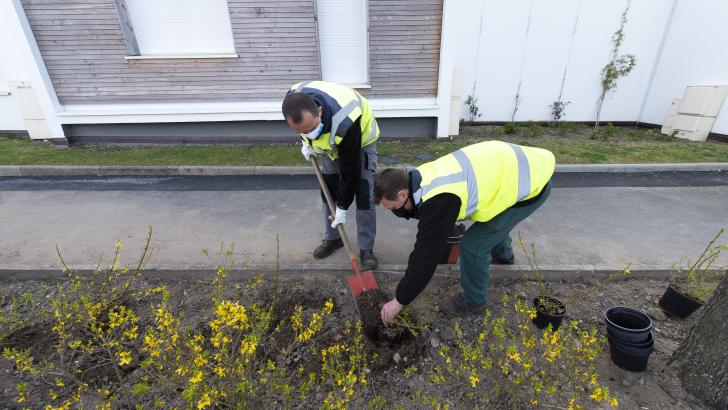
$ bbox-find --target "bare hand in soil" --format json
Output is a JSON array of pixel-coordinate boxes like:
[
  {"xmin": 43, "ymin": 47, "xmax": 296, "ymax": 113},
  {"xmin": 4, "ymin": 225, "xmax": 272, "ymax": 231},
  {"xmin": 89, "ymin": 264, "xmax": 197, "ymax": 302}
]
[{"xmin": 380, "ymin": 298, "xmax": 403, "ymax": 327}]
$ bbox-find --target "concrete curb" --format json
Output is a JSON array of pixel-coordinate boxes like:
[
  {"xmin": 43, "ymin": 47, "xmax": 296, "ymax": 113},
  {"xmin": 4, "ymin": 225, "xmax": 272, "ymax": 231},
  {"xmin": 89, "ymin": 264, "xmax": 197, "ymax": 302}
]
[
  {"xmin": 0, "ymin": 263, "xmax": 693, "ymax": 283},
  {"xmin": 555, "ymin": 163, "xmax": 728, "ymax": 173},
  {"xmin": 0, "ymin": 165, "xmax": 21, "ymax": 177},
  {"xmin": 1, "ymin": 163, "xmax": 727, "ymax": 177}
]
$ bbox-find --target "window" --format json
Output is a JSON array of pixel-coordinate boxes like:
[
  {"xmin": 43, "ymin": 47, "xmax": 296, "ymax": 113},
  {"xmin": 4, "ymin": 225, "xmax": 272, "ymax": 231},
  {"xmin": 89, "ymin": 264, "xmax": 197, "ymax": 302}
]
[
  {"xmin": 123, "ymin": 0, "xmax": 236, "ymax": 57},
  {"xmin": 316, "ymin": 0, "xmax": 369, "ymax": 86}
]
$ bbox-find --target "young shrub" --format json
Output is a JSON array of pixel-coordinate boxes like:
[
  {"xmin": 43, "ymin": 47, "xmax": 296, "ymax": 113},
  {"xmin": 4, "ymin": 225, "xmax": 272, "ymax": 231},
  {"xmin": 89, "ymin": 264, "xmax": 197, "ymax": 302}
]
[{"xmin": 503, "ymin": 123, "xmax": 520, "ymax": 135}]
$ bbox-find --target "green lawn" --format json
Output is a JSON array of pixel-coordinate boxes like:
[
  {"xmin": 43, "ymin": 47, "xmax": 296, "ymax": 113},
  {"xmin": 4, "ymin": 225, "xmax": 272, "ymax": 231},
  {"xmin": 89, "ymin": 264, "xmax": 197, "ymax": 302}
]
[{"xmin": 2, "ymin": 123, "xmax": 727, "ymax": 166}]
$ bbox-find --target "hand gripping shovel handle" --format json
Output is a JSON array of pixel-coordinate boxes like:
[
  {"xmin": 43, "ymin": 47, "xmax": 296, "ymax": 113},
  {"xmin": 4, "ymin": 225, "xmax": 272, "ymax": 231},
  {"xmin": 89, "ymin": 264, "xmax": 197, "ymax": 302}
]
[{"xmin": 310, "ymin": 156, "xmax": 376, "ymax": 296}]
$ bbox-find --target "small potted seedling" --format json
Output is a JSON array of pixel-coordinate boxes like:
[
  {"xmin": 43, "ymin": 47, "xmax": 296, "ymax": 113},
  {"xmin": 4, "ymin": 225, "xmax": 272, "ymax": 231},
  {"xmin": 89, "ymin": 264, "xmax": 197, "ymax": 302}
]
[
  {"xmin": 659, "ymin": 229, "xmax": 727, "ymax": 318},
  {"xmin": 518, "ymin": 234, "xmax": 566, "ymax": 330}
]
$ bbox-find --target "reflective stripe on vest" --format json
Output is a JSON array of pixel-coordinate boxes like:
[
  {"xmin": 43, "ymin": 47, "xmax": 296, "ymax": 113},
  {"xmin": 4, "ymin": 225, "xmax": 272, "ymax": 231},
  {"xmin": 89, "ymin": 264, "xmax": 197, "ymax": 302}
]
[
  {"xmin": 508, "ymin": 143, "xmax": 532, "ymax": 201},
  {"xmin": 364, "ymin": 117, "xmax": 378, "ymax": 144},
  {"xmin": 294, "ymin": 81, "xmax": 312, "ymax": 92},
  {"xmin": 329, "ymin": 93, "xmax": 363, "ymax": 149},
  {"xmin": 415, "ymin": 143, "xmax": 534, "ymax": 219}
]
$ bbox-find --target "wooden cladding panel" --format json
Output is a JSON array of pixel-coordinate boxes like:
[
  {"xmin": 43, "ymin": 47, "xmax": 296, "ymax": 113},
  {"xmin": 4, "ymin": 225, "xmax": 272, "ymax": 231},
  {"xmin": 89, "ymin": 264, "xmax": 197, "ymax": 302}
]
[{"xmin": 21, "ymin": 0, "xmax": 442, "ymax": 102}]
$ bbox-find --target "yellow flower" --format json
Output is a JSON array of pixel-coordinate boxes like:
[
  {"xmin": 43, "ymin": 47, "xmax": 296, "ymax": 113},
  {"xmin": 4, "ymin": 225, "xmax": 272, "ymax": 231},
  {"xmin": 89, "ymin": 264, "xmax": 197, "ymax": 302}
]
[
  {"xmin": 123, "ymin": 326, "xmax": 139, "ymax": 340},
  {"xmin": 117, "ymin": 351, "xmax": 132, "ymax": 366},
  {"xmin": 567, "ymin": 398, "xmax": 583, "ymax": 410},
  {"xmin": 194, "ymin": 355, "xmax": 208, "ymax": 367},
  {"xmin": 189, "ymin": 370, "xmax": 203, "ymax": 385},
  {"xmin": 197, "ymin": 392, "xmax": 212, "ymax": 409},
  {"xmin": 590, "ymin": 387, "xmax": 604, "ymax": 401}
]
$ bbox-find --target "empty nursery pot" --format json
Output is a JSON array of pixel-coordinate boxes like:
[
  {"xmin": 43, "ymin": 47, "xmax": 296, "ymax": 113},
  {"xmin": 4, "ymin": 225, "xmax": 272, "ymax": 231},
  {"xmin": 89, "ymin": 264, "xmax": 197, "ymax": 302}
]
[
  {"xmin": 608, "ymin": 333, "xmax": 654, "ymax": 372},
  {"xmin": 604, "ymin": 306, "xmax": 653, "ymax": 343},
  {"xmin": 658, "ymin": 285, "xmax": 703, "ymax": 318},
  {"xmin": 607, "ymin": 327, "xmax": 654, "ymax": 349},
  {"xmin": 532, "ymin": 296, "xmax": 566, "ymax": 330}
]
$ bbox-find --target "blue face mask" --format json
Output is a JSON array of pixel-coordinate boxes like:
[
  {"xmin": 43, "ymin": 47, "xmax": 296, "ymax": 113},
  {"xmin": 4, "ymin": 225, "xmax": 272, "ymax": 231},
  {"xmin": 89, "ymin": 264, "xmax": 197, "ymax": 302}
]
[{"xmin": 301, "ymin": 122, "xmax": 324, "ymax": 140}]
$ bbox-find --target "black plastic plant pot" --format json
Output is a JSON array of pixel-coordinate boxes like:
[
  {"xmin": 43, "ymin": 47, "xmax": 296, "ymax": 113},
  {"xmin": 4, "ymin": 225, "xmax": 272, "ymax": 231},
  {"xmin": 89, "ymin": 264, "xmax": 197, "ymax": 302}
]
[
  {"xmin": 658, "ymin": 285, "xmax": 704, "ymax": 318},
  {"xmin": 531, "ymin": 296, "xmax": 566, "ymax": 330},
  {"xmin": 608, "ymin": 334, "xmax": 654, "ymax": 372},
  {"xmin": 607, "ymin": 327, "xmax": 654, "ymax": 348},
  {"xmin": 604, "ymin": 306, "xmax": 653, "ymax": 343}
]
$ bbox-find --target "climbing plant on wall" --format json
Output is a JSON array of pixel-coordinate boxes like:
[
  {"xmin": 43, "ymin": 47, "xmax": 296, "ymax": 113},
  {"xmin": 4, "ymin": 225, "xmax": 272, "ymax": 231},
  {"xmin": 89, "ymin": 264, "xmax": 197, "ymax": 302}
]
[{"xmin": 595, "ymin": 0, "xmax": 636, "ymax": 129}]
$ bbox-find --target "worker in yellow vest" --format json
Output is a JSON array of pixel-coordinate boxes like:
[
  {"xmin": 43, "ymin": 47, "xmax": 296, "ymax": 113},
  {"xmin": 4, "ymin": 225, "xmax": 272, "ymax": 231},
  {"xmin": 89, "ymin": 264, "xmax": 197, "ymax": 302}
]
[
  {"xmin": 374, "ymin": 141, "xmax": 555, "ymax": 324},
  {"xmin": 282, "ymin": 81, "xmax": 380, "ymax": 270}
]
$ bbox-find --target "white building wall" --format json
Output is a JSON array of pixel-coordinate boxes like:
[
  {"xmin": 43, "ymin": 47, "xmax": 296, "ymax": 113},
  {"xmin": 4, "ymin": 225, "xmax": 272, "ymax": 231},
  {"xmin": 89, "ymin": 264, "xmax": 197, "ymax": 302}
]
[
  {"xmin": 0, "ymin": 78, "xmax": 25, "ymax": 132},
  {"xmin": 0, "ymin": 0, "xmax": 64, "ymax": 138},
  {"xmin": 0, "ymin": 2, "xmax": 28, "ymax": 132},
  {"xmin": 640, "ymin": 0, "xmax": 728, "ymax": 135},
  {"xmin": 456, "ymin": 0, "xmax": 674, "ymax": 124},
  {"xmin": 3, "ymin": 0, "xmax": 727, "ymax": 137}
]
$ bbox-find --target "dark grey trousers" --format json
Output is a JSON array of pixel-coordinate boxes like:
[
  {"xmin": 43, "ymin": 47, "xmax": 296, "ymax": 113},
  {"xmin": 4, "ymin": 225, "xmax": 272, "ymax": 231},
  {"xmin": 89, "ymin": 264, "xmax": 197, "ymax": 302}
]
[{"xmin": 320, "ymin": 143, "xmax": 377, "ymax": 252}]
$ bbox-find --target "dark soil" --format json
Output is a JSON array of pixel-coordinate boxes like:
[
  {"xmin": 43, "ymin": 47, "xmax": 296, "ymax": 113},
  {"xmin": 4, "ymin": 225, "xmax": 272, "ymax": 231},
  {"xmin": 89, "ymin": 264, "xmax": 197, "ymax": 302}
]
[{"xmin": 357, "ymin": 288, "xmax": 413, "ymax": 346}]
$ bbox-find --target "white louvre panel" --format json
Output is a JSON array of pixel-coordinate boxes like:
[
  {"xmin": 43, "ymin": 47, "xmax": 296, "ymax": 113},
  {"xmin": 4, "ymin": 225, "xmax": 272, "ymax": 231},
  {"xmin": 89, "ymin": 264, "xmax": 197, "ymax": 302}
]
[
  {"xmin": 126, "ymin": 0, "xmax": 235, "ymax": 55},
  {"xmin": 317, "ymin": 0, "xmax": 368, "ymax": 85}
]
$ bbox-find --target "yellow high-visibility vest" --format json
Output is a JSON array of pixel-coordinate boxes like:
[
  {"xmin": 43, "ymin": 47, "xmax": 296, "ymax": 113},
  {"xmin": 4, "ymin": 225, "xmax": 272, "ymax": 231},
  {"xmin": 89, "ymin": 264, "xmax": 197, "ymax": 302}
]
[
  {"xmin": 289, "ymin": 81, "xmax": 379, "ymax": 159},
  {"xmin": 414, "ymin": 141, "xmax": 555, "ymax": 222}
]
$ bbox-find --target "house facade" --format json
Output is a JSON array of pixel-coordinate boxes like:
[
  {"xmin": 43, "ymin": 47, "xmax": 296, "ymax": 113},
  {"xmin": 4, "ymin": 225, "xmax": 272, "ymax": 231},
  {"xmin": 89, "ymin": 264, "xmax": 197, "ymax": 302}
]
[
  {"xmin": 0, "ymin": 0, "xmax": 459, "ymax": 143},
  {"xmin": 2, "ymin": 0, "xmax": 727, "ymax": 143}
]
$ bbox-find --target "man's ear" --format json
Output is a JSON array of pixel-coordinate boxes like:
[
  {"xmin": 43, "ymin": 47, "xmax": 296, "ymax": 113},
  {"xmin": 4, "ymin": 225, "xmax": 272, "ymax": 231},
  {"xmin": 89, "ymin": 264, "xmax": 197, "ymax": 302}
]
[{"xmin": 398, "ymin": 189, "xmax": 409, "ymax": 201}]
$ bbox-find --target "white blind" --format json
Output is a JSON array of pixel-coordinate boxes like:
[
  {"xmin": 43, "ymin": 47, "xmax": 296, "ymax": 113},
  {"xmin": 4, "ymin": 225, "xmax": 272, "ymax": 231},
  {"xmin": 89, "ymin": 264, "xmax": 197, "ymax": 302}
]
[
  {"xmin": 317, "ymin": 0, "xmax": 368, "ymax": 85},
  {"xmin": 126, "ymin": 0, "xmax": 236, "ymax": 55}
]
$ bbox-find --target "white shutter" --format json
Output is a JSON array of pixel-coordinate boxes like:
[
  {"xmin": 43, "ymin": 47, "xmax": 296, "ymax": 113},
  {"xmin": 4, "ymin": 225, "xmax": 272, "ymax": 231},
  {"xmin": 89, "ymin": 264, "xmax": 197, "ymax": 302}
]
[
  {"xmin": 317, "ymin": 0, "xmax": 369, "ymax": 85},
  {"xmin": 126, "ymin": 0, "xmax": 235, "ymax": 56}
]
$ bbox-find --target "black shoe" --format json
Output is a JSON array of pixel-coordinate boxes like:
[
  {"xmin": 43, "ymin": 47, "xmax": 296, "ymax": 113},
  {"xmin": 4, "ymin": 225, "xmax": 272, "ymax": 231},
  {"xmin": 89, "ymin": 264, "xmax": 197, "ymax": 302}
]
[
  {"xmin": 439, "ymin": 293, "xmax": 486, "ymax": 317},
  {"xmin": 313, "ymin": 239, "xmax": 344, "ymax": 259},
  {"xmin": 492, "ymin": 256, "xmax": 515, "ymax": 265},
  {"xmin": 359, "ymin": 250, "xmax": 378, "ymax": 271}
]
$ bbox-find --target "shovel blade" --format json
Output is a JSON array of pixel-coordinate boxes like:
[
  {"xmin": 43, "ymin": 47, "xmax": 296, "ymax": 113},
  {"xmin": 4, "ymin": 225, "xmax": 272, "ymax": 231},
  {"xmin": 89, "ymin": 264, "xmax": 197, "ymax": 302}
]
[{"xmin": 347, "ymin": 271, "xmax": 378, "ymax": 297}]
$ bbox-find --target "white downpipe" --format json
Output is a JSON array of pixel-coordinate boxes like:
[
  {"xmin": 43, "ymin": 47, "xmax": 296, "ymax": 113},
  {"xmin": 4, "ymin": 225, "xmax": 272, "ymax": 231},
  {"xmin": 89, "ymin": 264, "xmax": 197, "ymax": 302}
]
[
  {"xmin": 449, "ymin": 65, "xmax": 462, "ymax": 136},
  {"xmin": 436, "ymin": 0, "xmax": 459, "ymax": 139}
]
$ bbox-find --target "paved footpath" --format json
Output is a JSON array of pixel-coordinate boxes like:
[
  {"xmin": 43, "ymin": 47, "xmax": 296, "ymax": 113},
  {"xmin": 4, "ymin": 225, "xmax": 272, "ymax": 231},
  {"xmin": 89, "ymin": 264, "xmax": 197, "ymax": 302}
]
[{"xmin": 1, "ymin": 169, "xmax": 727, "ymax": 281}]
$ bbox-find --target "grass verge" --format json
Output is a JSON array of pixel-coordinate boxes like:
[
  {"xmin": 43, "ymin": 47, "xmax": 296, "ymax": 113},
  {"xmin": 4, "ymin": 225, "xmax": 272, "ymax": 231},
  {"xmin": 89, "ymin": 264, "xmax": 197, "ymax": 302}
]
[{"xmin": 2, "ymin": 123, "xmax": 727, "ymax": 166}]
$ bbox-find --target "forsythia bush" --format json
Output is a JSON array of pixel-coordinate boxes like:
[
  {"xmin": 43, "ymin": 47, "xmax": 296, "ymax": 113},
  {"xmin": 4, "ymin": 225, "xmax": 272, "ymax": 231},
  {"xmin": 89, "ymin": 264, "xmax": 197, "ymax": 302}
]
[
  {"xmin": 426, "ymin": 293, "xmax": 619, "ymax": 409},
  {"xmin": 1, "ymin": 232, "xmax": 620, "ymax": 409},
  {"xmin": 2, "ymin": 232, "xmax": 369, "ymax": 409}
]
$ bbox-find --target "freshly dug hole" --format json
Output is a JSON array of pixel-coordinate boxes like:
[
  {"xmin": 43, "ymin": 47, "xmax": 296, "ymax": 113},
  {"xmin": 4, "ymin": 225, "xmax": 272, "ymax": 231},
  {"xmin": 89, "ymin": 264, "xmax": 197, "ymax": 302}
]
[{"xmin": 356, "ymin": 288, "xmax": 413, "ymax": 346}]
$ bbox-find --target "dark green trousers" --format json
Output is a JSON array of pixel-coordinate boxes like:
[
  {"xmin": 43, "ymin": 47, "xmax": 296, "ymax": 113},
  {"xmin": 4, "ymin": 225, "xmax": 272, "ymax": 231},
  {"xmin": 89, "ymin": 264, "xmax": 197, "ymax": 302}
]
[{"xmin": 460, "ymin": 182, "xmax": 552, "ymax": 304}]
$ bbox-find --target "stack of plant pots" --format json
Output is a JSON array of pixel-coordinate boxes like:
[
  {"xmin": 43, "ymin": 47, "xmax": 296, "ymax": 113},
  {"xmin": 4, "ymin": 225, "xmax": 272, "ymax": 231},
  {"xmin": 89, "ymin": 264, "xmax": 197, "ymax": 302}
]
[{"xmin": 604, "ymin": 306, "xmax": 654, "ymax": 372}]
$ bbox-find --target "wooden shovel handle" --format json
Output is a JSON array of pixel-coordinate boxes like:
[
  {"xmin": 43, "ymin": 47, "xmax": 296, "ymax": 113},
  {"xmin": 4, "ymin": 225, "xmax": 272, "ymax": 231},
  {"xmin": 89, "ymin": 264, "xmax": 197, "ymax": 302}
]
[{"xmin": 310, "ymin": 157, "xmax": 359, "ymax": 264}]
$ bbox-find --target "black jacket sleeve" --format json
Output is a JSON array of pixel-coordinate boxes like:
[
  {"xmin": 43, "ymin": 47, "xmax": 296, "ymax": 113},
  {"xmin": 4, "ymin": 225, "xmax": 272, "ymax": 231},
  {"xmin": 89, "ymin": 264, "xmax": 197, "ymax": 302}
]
[
  {"xmin": 335, "ymin": 117, "xmax": 362, "ymax": 209},
  {"xmin": 395, "ymin": 193, "xmax": 461, "ymax": 305}
]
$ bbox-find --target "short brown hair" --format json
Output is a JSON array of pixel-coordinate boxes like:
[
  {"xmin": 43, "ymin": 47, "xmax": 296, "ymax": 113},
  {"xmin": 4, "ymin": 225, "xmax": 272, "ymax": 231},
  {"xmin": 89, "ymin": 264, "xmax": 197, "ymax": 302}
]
[{"xmin": 374, "ymin": 168, "xmax": 409, "ymax": 203}]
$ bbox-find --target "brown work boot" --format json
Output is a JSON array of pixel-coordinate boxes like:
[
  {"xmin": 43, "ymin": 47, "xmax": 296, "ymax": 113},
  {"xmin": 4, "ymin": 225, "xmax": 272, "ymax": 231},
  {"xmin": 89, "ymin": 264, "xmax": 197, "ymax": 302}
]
[
  {"xmin": 439, "ymin": 293, "xmax": 486, "ymax": 317},
  {"xmin": 313, "ymin": 239, "xmax": 344, "ymax": 259},
  {"xmin": 359, "ymin": 250, "xmax": 378, "ymax": 271}
]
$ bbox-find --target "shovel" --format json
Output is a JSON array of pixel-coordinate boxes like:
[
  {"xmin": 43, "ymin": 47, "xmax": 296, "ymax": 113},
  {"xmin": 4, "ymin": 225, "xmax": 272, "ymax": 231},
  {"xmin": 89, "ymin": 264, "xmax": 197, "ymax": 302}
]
[{"xmin": 310, "ymin": 156, "xmax": 378, "ymax": 297}]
